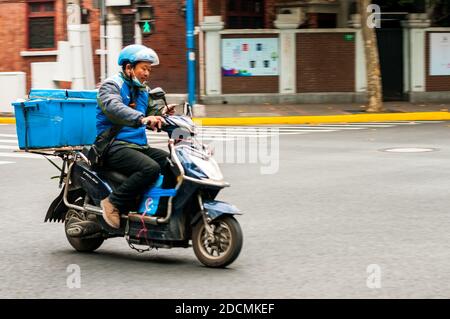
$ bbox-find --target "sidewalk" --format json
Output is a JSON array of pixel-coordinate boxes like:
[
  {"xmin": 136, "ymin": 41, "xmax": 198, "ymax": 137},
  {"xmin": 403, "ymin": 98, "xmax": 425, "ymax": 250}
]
[{"xmin": 2, "ymin": 101, "xmax": 450, "ymax": 125}]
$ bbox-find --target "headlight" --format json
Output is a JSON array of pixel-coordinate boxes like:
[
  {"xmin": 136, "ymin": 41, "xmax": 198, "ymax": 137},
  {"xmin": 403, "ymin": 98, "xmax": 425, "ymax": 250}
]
[{"xmin": 189, "ymin": 155, "xmax": 223, "ymax": 181}]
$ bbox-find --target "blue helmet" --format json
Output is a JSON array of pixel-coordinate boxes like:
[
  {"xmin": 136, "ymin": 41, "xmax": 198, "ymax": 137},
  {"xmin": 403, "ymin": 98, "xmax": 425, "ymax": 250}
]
[{"xmin": 118, "ymin": 44, "xmax": 160, "ymax": 67}]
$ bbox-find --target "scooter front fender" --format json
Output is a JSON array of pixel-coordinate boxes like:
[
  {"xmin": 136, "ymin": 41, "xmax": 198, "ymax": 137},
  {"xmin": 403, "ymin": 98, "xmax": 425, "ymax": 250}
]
[{"xmin": 203, "ymin": 200, "xmax": 242, "ymax": 220}]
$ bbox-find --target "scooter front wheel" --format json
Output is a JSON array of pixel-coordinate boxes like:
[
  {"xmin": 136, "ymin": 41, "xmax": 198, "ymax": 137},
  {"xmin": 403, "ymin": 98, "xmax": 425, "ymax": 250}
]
[{"xmin": 192, "ymin": 215, "xmax": 243, "ymax": 268}]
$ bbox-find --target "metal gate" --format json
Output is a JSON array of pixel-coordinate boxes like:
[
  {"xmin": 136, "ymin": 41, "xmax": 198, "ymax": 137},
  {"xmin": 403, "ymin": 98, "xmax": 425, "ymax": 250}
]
[{"xmin": 376, "ymin": 28, "xmax": 404, "ymax": 101}]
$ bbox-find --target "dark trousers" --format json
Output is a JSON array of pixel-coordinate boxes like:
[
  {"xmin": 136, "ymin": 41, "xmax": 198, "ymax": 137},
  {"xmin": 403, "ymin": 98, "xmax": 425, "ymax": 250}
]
[{"xmin": 104, "ymin": 146, "xmax": 169, "ymax": 212}]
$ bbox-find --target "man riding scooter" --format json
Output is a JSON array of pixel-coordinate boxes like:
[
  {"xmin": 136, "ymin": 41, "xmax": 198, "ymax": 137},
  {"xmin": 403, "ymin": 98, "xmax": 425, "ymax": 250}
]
[
  {"xmin": 96, "ymin": 44, "xmax": 176, "ymax": 229},
  {"xmin": 44, "ymin": 52, "xmax": 243, "ymax": 266}
]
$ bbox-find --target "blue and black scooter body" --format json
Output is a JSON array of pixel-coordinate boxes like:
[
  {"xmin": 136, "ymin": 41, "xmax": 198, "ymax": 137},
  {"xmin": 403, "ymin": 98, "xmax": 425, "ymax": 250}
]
[
  {"xmin": 46, "ymin": 160, "xmax": 241, "ymax": 247},
  {"xmin": 65, "ymin": 160, "xmax": 238, "ymax": 244}
]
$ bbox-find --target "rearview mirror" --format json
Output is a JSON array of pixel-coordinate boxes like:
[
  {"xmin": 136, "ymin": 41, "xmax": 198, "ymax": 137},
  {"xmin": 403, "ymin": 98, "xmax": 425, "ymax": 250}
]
[
  {"xmin": 149, "ymin": 87, "xmax": 166, "ymax": 101},
  {"xmin": 183, "ymin": 102, "xmax": 193, "ymax": 118}
]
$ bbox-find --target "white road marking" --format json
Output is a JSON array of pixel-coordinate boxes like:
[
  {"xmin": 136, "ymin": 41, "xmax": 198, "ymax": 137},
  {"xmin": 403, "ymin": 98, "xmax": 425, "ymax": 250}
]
[
  {"xmin": 0, "ymin": 152, "xmax": 49, "ymax": 159},
  {"xmin": 145, "ymin": 122, "xmax": 445, "ymax": 143},
  {"xmin": 195, "ymin": 128, "xmax": 336, "ymax": 133},
  {"xmin": 0, "ymin": 121, "xmax": 444, "ymax": 164},
  {"xmin": 411, "ymin": 121, "xmax": 444, "ymax": 123},
  {"xmin": 0, "ymin": 145, "xmax": 19, "ymax": 150},
  {"xmin": 198, "ymin": 126, "xmax": 364, "ymax": 131},
  {"xmin": 315, "ymin": 124, "xmax": 394, "ymax": 128},
  {"xmin": 347, "ymin": 121, "xmax": 443, "ymax": 125},
  {"xmin": 195, "ymin": 137, "xmax": 238, "ymax": 141},
  {"xmin": 0, "ymin": 139, "xmax": 18, "ymax": 144}
]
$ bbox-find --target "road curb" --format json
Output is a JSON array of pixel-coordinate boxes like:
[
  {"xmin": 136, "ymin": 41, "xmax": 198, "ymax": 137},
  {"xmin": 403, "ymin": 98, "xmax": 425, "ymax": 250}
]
[
  {"xmin": 0, "ymin": 117, "xmax": 16, "ymax": 124},
  {"xmin": 2, "ymin": 112, "xmax": 450, "ymax": 126},
  {"xmin": 193, "ymin": 112, "xmax": 450, "ymax": 126}
]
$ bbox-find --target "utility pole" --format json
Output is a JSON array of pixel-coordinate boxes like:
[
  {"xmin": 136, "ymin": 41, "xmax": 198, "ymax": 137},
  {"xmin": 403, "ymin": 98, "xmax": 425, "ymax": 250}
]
[{"xmin": 186, "ymin": 0, "xmax": 196, "ymax": 106}]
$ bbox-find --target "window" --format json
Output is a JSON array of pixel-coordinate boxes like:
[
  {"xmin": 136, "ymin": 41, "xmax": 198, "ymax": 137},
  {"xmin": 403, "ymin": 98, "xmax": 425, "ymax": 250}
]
[
  {"xmin": 226, "ymin": 0, "xmax": 265, "ymax": 29},
  {"xmin": 317, "ymin": 13, "xmax": 337, "ymax": 28},
  {"xmin": 372, "ymin": 0, "xmax": 426, "ymax": 13},
  {"xmin": 28, "ymin": 1, "xmax": 55, "ymax": 49},
  {"xmin": 305, "ymin": 13, "xmax": 337, "ymax": 28}
]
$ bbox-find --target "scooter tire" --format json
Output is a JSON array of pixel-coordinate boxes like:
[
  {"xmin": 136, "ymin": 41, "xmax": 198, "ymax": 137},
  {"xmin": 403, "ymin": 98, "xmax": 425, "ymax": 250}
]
[
  {"xmin": 192, "ymin": 215, "xmax": 243, "ymax": 268},
  {"xmin": 65, "ymin": 209, "xmax": 104, "ymax": 253}
]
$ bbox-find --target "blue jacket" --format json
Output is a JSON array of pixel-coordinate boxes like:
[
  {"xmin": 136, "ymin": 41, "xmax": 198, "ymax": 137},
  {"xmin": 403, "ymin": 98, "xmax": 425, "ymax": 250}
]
[{"xmin": 96, "ymin": 72, "xmax": 164, "ymax": 147}]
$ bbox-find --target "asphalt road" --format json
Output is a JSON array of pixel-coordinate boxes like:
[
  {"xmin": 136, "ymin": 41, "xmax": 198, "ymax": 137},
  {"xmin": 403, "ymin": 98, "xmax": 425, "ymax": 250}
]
[{"xmin": 1, "ymin": 121, "xmax": 450, "ymax": 298}]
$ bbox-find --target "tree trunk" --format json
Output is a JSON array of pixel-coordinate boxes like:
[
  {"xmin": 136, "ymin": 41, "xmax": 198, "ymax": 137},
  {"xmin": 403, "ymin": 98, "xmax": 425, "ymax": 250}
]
[{"xmin": 359, "ymin": 0, "xmax": 384, "ymax": 112}]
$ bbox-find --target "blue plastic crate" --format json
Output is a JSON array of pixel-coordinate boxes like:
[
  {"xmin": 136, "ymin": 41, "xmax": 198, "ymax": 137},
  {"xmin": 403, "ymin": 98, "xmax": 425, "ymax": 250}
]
[
  {"xmin": 29, "ymin": 89, "xmax": 99, "ymax": 100},
  {"xmin": 66, "ymin": 89, "xmax": 98, "ymax": 100},
  {"xmin": 28, "ymin": 88, "xmax": 67, "ymax": 99},
  {"xmin": 13, "ymin": 97, "xmax": 97, "ymax": 149}
]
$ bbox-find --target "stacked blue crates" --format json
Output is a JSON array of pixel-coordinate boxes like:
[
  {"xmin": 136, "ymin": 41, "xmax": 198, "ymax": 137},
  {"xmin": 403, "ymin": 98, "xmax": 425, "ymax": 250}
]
[{"xmin": 12, "ymin": 89, "xmax": 98, "ymax": 150}]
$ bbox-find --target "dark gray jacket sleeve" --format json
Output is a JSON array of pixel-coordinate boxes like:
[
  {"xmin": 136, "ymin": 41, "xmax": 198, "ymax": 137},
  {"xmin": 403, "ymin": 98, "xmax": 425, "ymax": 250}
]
[{"xmin": 97, "ymin": 80, "xmax": 143, "ymax": 127}]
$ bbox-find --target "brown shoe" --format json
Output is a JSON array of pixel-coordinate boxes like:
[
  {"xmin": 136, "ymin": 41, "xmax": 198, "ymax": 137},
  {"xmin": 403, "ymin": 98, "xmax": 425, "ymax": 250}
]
[{"xmin": 100, "ymin": 197, "xmax": 120, "ymax": 229}]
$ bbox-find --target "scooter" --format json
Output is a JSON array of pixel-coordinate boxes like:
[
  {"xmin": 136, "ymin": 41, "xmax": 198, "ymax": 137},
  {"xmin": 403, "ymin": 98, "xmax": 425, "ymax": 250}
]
[{"xmin": 44, "ymin": 88, "xmax": 243, "ymax": 268}]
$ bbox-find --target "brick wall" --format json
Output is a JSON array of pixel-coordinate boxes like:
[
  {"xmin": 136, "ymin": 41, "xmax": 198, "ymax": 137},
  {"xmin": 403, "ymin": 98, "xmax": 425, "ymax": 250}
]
[
  {"xmin": 83, "ymin": 0, "xmax": 188, "ymax": 93},
  {"xmin": 426, "ymin": 32, "xmax": 450, "ymax": 92},
  {"xmin": 221, "ymin": 33, "xmax": 279, "ymax": 94},
  {"xmin": 1, "ymin": 1, "xmax": 360, "ymax": 97},
  {"xmin": 0, "ymin": 1, "xmax": 27, "ymax": 73},
  {"xmin": 0, "ymin": 0, "xmax": 188, "ymax": 93},
  {"xmin": 297, "ymin": 33, "xmax": 355, "ymax": 93},
  {"xmin": 0, "ymin": 0, "xmax": 66, "ymax": 90},
  {"xmin": 204, "ymin": 0, "xmax": 221, "ymax": 16},
  {"xmin": 55, "ymin": 0, "xmax": 67, "ymax": 43},
  {"xmin": 68, "ymin": 1, "xmax": 189, "ymax": 93},
  {"xmin": 265, "ymin": 0, "xmax": 276, "ymax": 29}
]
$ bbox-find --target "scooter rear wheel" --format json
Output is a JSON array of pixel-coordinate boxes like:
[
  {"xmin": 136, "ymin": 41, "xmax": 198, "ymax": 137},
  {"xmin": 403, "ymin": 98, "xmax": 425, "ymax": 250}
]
[
  {"xmin": 65, "ymin": 208, "xmax": 104, "ymax": 253},
  {"xmin": 192, "ymin": 215, "xmax": 243, "ymax": 268}
]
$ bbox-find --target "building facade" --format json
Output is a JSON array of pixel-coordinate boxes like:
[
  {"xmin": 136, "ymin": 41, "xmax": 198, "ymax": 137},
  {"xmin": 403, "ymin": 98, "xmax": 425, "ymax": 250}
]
[
  {"xmin": 200, "ymin": 0, "xmax": 450, "ymax": 103},
  {"xmin": 0, "ymin": 0, "xmax": 449, "ymax": 108}
]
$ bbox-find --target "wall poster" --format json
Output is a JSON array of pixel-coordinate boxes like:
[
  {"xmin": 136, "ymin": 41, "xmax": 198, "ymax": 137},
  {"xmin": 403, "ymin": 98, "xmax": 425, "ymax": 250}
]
[
  {"xmin": 222, "ymin": 38, "xmax": 279, "ymax": 76},
  {"xmin": 430, "ymin": 33, "xmax": 450, "ymax": 76}
]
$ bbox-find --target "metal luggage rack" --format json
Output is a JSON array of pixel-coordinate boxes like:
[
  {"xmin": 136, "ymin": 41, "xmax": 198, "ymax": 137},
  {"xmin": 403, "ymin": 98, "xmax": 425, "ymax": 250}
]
[
  {"xmin": 16, "ymin": 146, "xmax": 87, "ymax": 188},
  {"xmin": 16, "ymin": 146, "xmax": 84, "ymax": 155}
]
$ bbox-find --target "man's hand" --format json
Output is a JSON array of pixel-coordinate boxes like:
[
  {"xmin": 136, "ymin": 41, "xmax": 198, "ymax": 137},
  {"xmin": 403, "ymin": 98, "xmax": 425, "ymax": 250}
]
[
  {"xmin": 141, "ymin": 116, "xmax": 165, "ymax": 131},
  {"xmin": 164, "ymin": 104, "xmax": 177, "ymax": 116}
]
